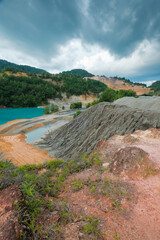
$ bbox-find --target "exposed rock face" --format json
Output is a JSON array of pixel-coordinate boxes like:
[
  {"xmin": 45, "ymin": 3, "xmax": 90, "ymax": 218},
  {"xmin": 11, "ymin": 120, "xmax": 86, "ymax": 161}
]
[{"xmin": 36, "ymin": 102, "xmax": 160, "ymax": 160}]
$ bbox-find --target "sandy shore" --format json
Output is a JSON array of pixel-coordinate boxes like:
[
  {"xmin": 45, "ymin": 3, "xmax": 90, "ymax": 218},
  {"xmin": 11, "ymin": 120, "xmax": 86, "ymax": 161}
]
[{"xmin": 0, "ymin": 134, "xmax": 52, "ymax": 166}]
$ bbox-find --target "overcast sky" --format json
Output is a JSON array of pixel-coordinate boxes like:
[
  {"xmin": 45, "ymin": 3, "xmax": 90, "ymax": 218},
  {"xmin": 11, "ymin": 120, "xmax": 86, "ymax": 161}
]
[{"xmin": 0, "ymin": 0, "xmax": 160, "ymax": 82}]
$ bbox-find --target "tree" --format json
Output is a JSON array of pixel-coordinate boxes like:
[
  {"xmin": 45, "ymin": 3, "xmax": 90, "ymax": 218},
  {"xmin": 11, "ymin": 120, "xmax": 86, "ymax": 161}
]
[
  {"xmin": 99, "ymin": 88, "xmax": 116, "ymax": 102},
  {"xmin": 70, "ymin": 102, "xmax": 82, "ymax": 109},
  {"xmin": 44, "ymin": 107, "xmax": 50, "ymax": 114}
]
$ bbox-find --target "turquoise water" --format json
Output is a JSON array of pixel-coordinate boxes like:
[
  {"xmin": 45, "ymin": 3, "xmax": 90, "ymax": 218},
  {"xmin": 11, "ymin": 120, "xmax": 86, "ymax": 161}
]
[{"xmin": 0, "ymin": 108, "xmax": 44, "ymax": 126}]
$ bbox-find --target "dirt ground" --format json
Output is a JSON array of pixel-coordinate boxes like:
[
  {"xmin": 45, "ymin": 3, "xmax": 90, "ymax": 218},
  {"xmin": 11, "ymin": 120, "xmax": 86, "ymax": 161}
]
[{"xmin": 0, "ymin": 134, "xmax": 52, "ymax": 165}]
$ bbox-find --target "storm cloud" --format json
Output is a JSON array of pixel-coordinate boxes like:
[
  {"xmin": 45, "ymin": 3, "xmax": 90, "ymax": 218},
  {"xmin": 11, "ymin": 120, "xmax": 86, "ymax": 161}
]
[{"xmin": 0, "ymin": 0, "xmax": 160, "ymax": 81}]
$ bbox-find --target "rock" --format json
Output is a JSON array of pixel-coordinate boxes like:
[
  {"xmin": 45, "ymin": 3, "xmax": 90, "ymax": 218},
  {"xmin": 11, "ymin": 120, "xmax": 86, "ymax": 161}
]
[
  {"xmin": 36, "ymin": 102, "xmax": 160, "ymax": 160},
  {"xmin": 109, "ymin": 146, "xmax": 158, "ymax": 178}
]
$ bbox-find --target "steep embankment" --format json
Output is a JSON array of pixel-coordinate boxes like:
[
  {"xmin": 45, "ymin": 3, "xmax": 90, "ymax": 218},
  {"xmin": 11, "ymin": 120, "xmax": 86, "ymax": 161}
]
[
  {"xmin": 86, "ymin": 76, "xmax": 152, "ymax": 95},
  {"xmin": 36, "ymin": 101, "xmax": 160, "ymax": 160},
  {"xmin": 114, "ymin": 96, "xmax": 160, "ymax": 113}
]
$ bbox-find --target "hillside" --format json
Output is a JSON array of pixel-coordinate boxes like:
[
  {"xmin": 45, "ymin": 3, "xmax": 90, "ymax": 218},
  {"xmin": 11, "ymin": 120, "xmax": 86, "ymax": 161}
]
[
  {"xmin": 85, "ymin": 76, "xmax": 152, "ymax": 95},
  {"xmin": 36, "ymin": 101, "xmax": 160, "ymax": 160},
  {"xmin": 0, "ymin": 59, "xmax": 47, "ymax": 74},
  {"xmin": 62, "ymin": 68, "xmax": 94, "ymax": 77},
  {"xmin": 149, "ymin": 80, "xmax": 160, "ymax": 95},
  {"xmin": 1, "ymin": 101, "xmax": 160, "ymax": 239},
  {"xmin": 0, "ymin": 72, "xmax": 106, "ymax": 107}
]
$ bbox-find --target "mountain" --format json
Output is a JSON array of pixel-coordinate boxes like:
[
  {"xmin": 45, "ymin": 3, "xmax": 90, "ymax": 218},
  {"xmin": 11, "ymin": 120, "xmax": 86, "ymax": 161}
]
[
  {"xmin": 149, "ymin": 80, "xmax": 160, "ymax": 94},
  {"xmin": 62, "ymin": 68, "xmax": 94, "ymax": 77},
  {"xmin": 0, "ymin": 59, "xmax": 47, "ymax": 74},
  {"xmin": 86, "ymin": 76, "xmax": 152, "ymax": 95}
]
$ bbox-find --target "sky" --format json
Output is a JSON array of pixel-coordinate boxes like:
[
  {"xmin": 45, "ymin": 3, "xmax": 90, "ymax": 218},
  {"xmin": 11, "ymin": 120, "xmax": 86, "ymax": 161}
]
[{"xmin": 0, "ymin": 0, "xmax": 160, "ymax": 83}]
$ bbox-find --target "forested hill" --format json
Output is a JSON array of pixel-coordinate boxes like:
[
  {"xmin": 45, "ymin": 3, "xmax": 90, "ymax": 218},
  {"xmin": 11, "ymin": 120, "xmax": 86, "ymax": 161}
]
[
  {"xmin": 61, "ymin": 69, "xmax": 94, "ymax": 77},
  {"xmin": 0, "ymin": 72, "xmax": 107, "ymax": 108},
  {"xmin": 0, "ymin": 59, "xmax": 47, "ymax": 74},
  {"xmin": 149, "ymin": 81, "xmax": 160, "ymax": 95}
]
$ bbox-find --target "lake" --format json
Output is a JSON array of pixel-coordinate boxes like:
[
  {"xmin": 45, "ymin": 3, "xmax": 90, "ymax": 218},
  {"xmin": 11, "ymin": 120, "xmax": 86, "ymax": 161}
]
[{"xmin": 0, "ymin": 108, "xmax": 44, "ymax": 126}]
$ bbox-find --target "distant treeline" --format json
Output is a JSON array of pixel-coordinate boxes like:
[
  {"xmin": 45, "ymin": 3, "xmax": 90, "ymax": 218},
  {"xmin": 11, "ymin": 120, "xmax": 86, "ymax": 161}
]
[
  {"xmin": 112, "ymin": 76, "xmax": 147, "ymax": 87},
  {"xmin": 0, "ymin": 59, "xmax": 47, "ymax": 74},
  {"xmin": 61, "ymin": 69, "xmax": 94, "ymax": 78},
  {"xmin": 0, "ymin": 72, "xmax": 107, "ymax": 107},
  {"xmin": 86, "ymin": 88, "xmax": 137, "ymax": 108}
]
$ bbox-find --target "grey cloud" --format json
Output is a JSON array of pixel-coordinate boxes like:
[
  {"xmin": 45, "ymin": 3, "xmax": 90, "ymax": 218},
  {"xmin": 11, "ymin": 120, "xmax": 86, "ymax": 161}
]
[
  {"xmin": 80, "ymin": 0, "xmax": 160, "ymax": 56},
  {"xmin": 0, "ymin": 0, "xmax": 160, "ymax": 57},
  {"xmin": 0, "ymin": 0, "xmax": 160, "ymax": 78}
]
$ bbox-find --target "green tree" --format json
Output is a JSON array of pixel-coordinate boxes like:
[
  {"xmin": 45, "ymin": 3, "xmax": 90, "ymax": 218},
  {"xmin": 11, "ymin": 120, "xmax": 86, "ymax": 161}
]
[
  {"xmin": 99, "ymin": 88, "xmax": 116, "ymax": 102},
  {"xmin": 70, "ymin": 102, "xmax": 82, "ymax": 109},
  {"xmin": 44, "ymin": 107, "xmax": 50, "ymax": 114}
]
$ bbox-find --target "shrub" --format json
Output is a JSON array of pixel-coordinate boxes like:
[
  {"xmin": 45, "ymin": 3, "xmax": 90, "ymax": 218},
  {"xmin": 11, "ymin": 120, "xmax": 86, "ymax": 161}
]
[
  {"xmin": 82, "ymin": 216, "xmax": 100, "ymax": 238},
  {"xmin": 73, "ymin": 110, "xmax": 82, "ymax": 118},
  {"xmin": 44, "ymin": 106, "xmax": 50, "ymax": 114},
  {"xmin": 70, "ymin": 102, "xmax": 82, "ymax": 109}
]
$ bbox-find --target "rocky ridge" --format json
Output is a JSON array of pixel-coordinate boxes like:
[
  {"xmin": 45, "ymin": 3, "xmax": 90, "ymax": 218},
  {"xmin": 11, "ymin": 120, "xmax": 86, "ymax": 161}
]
[{"xmin": 36, "ymin": 101, "xmax": 160, "ymax": 160}]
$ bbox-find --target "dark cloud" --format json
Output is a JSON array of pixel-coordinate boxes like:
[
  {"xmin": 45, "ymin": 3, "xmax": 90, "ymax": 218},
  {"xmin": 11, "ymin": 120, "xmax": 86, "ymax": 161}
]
[
  {"xmin": 0, "ymin": 0, "xmax": 160, "ymax": 57},
  {"xmin": 0, "ymin": 0, "xmax": 160, "ymax": 77},
  {"xmin": 0, "ymin": 0, "xmax": 81, "ymax": 57},
  {"xmin": 80, "ymin": 0, "xmax": 160, "ymax": 56}
]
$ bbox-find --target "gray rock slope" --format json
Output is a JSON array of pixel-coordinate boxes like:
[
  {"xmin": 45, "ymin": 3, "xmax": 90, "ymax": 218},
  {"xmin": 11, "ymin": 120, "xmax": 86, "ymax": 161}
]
[
  {"xmin": 114, "ymin": 96, "xmax": 160, "ymax": 113},
  {"xmin": 36, "ymin": 102, "xmax": 160, "ymax": 160}
]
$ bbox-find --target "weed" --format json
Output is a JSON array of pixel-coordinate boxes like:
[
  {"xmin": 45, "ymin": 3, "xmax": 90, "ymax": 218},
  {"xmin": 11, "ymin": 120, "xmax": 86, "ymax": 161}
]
[
  {"xmin": 89, "ymin": 178, "xmax": 129, "ymax": 209},
  {"xmin": 71, "ymin": 179, "xmax": 84, "ymax": 192},
  {"xmin": 114, "ymin": 234, "xmax": 119, "ymax": 239},
  {"xmin": 82, "ymin": 216, "xmax": 100, "ymax": 239}
]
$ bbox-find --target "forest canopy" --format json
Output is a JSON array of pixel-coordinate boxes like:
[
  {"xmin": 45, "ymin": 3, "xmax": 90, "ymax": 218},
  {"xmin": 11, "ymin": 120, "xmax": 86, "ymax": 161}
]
[{"xmin": 0, "ymin": 73, "xmax": 107, "ymax": 107}]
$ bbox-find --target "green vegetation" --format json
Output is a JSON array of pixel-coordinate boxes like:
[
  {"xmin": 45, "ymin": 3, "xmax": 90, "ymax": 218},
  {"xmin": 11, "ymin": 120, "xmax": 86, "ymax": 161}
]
[
  {"xmin": 70, "ymin": 102, "xmax": 82, "ymax": 109},
  {"xmin": 59, "ymin": 73, "xmax": 106, "ymax": 96},
  {"xmin": 0, "ymin": 74, "xmax": 60, "ymax": 107},
  {"xmin": 44, "ymin": 104, "xmax": 59, "ymax": 114},
  {"xmin": 0, "ymin": 71, "xmax": 107, "ymax": 108},
  {"xmin": 88, "ymin": 177, "xmax": 129, "ymax": 210},
  {"xmin": 149, "ymin": 80, "xmax": 160, "ymax": 95},
  {"xmin": 73, "ymin": 110, "xmax": 82, "ymax": 118},
  {"xmin": 62, "ymin": 68, "xmax": 94, "ymax": 77},
  {"xmin": 81, "ymin": 216, "xmax": 100, "ymax": 239},
  {"xmin": 113, "ymin": 76, "xmax": 147, "ymax": 87},
  {"xmin": 0, "ymin": 154, "xmax": 104, "ymax": 239},
  {"xmin": 87, "ymin": 88, "xmax": 136, "ymax": 108},
  {"xmin": 71, "ymin": 179, "xmax": 84, "ymax": 192},
  {"xmin": 0, "ymin": 59, "xmax": 47, "ymax": 74}
]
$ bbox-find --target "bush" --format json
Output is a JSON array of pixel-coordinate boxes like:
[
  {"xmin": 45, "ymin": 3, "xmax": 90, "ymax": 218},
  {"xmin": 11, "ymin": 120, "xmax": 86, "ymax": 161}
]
[
  {"xmin": 73, "ymin": 110, "xmax": 82, "ymax": 118},
  {"xmin": 44, "ymin": 106, "xmax": 50, "ymax": 114},
  {"xmin": 70, "ymin": 102, "xmax": 82, "ymax": 109},
  {"xmin": 99, "ymin": 88, "xmax": 117, "ymax": 102},
  {"xmin": 50, "ymin": 104, "xmax": 59, "ymax": 113}
]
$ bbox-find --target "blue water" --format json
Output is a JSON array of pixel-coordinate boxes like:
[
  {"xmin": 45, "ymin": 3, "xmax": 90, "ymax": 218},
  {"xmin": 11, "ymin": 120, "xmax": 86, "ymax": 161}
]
[{"xmin": 0, "ymin": 108, "xmax": 44, "ymax": 126}]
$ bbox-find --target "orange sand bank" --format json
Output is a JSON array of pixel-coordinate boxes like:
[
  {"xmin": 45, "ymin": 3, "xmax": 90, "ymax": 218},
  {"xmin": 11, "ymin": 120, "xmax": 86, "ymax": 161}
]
[{"xmin": 0, "ymin": 134, "xmax": 52, "ymax": 166}]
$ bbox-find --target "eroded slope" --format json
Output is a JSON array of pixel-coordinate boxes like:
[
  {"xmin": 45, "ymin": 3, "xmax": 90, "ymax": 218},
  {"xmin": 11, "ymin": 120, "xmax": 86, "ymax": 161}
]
[{"xmin": 36, "ymin": 102, "xmax": 160, "ymax": 160}]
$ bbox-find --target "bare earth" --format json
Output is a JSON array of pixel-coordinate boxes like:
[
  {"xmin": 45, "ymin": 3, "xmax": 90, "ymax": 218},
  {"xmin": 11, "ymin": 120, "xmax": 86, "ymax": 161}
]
[
  {"xmin": 60, "ymin": 128, "xmax": 160, "ymax": 239},
  {"xmin": 0, "ymin": 134, "xmax": 52, "ymax": 165},
  {"xmin": 86, "ymin": 76, "xmax": 152, "ymax": 95},
  {"xmin": 0, "ymin": 129, "xmax": 160, "ymax": 239}
]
